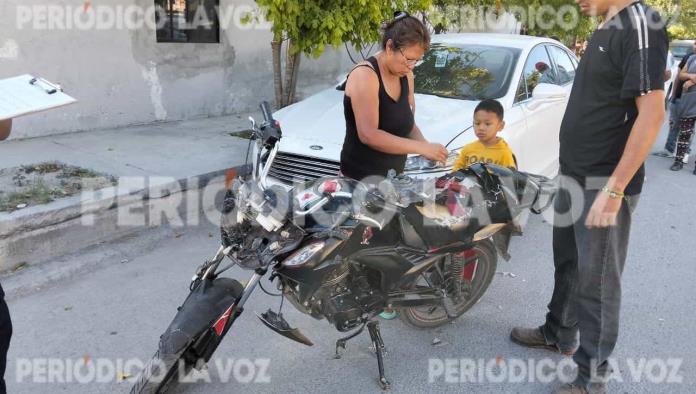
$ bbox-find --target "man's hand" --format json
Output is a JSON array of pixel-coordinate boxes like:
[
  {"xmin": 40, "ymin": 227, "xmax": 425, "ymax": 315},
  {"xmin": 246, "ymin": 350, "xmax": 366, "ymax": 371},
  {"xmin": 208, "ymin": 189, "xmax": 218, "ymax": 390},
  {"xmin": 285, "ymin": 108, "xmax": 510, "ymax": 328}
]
[
  {"xmin": 585, "ymin": 191, "xmax": 623, "ymax": 228},
  {"xmin": 0, "ymin": 119, "xmax": 12, "ymax": 141},
  {"xmin": 684, "ymin": 80, "xmax": 695, "ymax": 93}
]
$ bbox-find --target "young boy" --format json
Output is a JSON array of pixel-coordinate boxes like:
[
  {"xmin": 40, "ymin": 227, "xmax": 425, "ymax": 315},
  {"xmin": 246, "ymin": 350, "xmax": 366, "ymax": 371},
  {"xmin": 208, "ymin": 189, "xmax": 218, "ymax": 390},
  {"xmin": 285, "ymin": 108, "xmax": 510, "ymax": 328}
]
[{"xmin": 452, "ymin": 99, "xmax": 516, "ymax": 171}]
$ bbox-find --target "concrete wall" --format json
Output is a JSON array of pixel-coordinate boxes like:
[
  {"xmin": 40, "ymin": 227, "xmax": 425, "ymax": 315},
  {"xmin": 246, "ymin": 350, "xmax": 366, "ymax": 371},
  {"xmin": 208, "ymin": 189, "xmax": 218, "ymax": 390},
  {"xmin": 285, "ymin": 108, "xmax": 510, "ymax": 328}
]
[{"xmin": 0, "ymin": 0, "xmax": 355, "ymax": 139}]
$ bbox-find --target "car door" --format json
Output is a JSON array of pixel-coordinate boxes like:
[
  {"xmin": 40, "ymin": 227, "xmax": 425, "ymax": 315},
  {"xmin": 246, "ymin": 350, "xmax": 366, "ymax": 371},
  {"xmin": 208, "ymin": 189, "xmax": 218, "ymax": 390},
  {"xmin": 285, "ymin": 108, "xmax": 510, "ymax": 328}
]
[{"xmin": 517, "ymin": 44, "xmax": 570, "ymax": 176}]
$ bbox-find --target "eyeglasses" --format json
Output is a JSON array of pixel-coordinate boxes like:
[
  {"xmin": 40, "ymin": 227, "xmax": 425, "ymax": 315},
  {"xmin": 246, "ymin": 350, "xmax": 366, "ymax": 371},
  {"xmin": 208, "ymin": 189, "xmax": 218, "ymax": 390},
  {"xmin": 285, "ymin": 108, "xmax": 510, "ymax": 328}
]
[
  {"xmin": 398, "ymin": 47, "xmax": 423, "ymax": 67},
  {"xmin": 393, "ymin": 11, "xmax": 409, "ymax": 21}
]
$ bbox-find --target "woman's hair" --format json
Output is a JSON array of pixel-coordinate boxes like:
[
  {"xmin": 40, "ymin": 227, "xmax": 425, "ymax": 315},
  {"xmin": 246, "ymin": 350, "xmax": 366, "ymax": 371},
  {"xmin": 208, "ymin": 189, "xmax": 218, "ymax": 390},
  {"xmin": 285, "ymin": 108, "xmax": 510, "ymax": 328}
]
[{"xmin": 381, "ymin": 11, "xmax": 430, "ymax": 51}]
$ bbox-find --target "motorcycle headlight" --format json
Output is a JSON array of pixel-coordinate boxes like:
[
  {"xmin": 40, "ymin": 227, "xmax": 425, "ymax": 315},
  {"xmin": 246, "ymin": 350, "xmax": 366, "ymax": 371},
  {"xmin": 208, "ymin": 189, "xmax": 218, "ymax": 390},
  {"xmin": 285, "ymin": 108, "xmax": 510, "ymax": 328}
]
[
  {"xmin": 281, "ymin": 241, "xmax": 325, "ymax": 268},
  {"xmin": 404, "ymin": 150, "xmax": 460, "ymax": 173}
]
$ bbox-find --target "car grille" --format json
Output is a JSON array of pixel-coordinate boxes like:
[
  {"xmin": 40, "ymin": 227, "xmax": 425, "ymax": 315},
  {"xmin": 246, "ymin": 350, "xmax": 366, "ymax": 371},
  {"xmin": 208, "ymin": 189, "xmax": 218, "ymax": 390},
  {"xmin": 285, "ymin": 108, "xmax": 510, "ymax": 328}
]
[{"xmin": 268, "ymin": 152, "xmax": 341, "ymax": 185}]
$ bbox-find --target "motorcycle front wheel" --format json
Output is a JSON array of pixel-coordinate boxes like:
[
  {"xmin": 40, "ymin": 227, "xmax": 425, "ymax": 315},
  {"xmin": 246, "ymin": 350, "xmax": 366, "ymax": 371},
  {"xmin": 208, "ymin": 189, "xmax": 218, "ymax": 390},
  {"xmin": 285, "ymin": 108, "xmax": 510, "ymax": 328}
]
[
  {"xmin": 399, "ymin": 239, "xmax": 497, "ymax": 329},
  {"xmin": 130, "ymin": 277, "xmax": 244, "ymax": 394}
]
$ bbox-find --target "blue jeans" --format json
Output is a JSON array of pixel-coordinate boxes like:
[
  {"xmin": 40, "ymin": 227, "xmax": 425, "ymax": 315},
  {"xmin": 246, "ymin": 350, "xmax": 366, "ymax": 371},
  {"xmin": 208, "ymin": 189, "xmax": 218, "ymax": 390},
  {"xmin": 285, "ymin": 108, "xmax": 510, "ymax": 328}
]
[
  {"xmin": 666, "ymin": 99, "xmax": 691, "ymax": 154},
  {"xmin": 541, "ymin": 178, "xmax": 639, "ymax": 387}
]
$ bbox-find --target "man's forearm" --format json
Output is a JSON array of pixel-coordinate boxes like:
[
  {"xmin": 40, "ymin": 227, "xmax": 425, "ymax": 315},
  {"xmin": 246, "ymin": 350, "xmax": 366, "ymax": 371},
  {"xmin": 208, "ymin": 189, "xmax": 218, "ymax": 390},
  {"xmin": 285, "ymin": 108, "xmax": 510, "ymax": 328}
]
[{"xmin": 607, "ymin": 95, "xmax": 665, "ymax": 192}]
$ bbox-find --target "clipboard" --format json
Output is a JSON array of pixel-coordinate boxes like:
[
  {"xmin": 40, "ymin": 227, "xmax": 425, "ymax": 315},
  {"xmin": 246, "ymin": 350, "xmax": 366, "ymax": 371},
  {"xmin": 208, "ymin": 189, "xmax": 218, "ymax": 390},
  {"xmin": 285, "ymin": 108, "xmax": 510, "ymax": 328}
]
[{"xmin": 0, "ymin": 74, "xmax": 77, "ymax": 120}]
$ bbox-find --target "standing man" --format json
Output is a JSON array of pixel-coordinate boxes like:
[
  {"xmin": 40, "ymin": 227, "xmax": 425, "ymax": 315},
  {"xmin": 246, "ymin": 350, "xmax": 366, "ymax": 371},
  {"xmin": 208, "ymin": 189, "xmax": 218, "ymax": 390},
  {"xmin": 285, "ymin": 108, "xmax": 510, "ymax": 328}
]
[
  {"xmin": 654, "ymin": 40, "xmax": 696, "ymax": 158},
  {"xmin": 509, "ymin": 1, "xmax": 667, "ymax": 394},
  {"xmin": 0, "ymin": 118, "xmax": 13, "ymax": 394}
]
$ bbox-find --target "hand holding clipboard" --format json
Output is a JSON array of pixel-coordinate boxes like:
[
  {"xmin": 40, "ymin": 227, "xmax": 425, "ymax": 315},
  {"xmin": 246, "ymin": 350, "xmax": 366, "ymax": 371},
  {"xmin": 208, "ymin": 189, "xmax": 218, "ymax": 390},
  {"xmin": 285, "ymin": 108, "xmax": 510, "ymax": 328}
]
[
  {"xmin": 0, "ymin": 119, "xmax": 10, "ymax": 141},
  {"xmin": 0, "ymin": 74, "xmax": 77, "ymax": 140},
  {"xmin": 0, "ymin": 74, "xmax": 77, "ymax": 120}
]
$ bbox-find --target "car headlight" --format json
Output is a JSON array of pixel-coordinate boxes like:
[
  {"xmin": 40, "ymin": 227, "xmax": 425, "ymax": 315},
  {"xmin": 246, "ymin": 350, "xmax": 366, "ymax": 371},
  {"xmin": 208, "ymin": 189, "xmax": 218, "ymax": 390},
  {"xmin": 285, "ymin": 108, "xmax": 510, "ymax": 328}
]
[
  {"xmin": 404, "ymin": 150, "xmax": 460, "ymax": 173},
  {"xmin": 281, "ymin": 241, "xmax": 325, "ymax": 268}
]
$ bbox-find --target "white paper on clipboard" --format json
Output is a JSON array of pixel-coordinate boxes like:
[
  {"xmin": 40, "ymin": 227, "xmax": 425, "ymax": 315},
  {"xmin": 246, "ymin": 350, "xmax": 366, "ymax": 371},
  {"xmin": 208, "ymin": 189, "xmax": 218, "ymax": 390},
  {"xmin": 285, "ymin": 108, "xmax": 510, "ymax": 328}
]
[{"xmin": 0, "ymin": 74, "xmax": 77, "ymax": 120}]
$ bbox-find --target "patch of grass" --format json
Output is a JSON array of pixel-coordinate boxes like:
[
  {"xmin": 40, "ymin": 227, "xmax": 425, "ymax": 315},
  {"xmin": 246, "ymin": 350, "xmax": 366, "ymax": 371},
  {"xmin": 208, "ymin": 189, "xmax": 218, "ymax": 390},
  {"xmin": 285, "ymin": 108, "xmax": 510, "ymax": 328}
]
[
  {"xmin": 229, "ymin": 129, "xmax": 254, "ymax": 139},
  {"xmin": 0, "ymin": 179, "xmax": 61, "ymax": 212},
  {"xmin": 20, "ymin": 161, "xmax": 65, "ymax": 175},
  {"xmin": 0, "ymin": 163, "xmax": 118, "ymax": 212},
  {"xmin": 57, "ymin": 166, "xmax": 102, "ymax": 179}
]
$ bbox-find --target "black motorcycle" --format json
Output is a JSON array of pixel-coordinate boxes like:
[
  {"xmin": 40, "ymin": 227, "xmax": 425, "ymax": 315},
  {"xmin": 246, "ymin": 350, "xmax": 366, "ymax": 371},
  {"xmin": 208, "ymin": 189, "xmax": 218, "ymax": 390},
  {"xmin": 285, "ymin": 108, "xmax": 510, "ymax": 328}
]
[{"xmin": 130, "ymin": 102, "xmax": 557, "ymax": 393}]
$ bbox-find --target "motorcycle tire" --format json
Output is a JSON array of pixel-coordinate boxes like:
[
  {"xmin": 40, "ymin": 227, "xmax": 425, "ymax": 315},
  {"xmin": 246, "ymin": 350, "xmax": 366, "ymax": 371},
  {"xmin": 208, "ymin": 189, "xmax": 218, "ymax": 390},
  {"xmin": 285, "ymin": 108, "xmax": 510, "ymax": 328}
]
[
  {"xmin": 399, "ymin": 239, "xmax": 497, "ymax": 329},
  {"xmin": 130, "ymin": 277, "xmax": 244, "ymax": 394}
]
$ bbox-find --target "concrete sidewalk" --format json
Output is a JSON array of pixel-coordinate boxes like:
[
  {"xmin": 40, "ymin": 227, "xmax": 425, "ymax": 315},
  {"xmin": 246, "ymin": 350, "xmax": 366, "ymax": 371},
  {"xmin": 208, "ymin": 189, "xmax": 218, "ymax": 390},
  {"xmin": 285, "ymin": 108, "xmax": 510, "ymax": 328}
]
[{"xmin": 0, "ymin": 112, "xmax": 257, "ymax": 272}]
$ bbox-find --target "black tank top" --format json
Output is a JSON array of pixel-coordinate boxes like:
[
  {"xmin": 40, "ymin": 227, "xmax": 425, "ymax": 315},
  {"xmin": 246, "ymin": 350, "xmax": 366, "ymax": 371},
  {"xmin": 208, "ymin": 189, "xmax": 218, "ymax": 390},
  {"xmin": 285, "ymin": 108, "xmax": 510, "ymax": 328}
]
[{"xmin": 340, "ymin": 56, "xmax": 414, "ymax": 180}]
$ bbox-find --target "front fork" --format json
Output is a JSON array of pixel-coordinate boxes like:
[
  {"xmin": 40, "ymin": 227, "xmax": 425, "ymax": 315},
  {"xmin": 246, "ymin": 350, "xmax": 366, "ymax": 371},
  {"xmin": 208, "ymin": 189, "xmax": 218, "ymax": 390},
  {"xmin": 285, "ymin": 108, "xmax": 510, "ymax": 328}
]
[
  {"xmin": 212, "ymin": 268, "xmax": 267, "ymax": 339},
  {"xmin": 189, "ymin": 246, "xmax": 268, "ymax": 362}
]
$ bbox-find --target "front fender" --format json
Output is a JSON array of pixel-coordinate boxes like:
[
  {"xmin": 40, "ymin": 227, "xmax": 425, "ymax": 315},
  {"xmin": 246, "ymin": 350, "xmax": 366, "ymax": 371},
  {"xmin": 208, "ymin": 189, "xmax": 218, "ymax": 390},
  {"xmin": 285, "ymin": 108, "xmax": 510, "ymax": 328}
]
[{"xmin": 159, "ymin": 277, "xmax": 243, "ymax": 355}]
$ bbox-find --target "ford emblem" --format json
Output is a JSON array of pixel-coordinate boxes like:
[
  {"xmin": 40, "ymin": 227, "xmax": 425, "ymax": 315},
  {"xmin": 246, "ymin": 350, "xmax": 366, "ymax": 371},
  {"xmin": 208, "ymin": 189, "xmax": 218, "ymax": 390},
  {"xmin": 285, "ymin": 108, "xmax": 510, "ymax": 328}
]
[{"xmin": 310, "ymin": 145, "xmax": 323, "ymax": 151}]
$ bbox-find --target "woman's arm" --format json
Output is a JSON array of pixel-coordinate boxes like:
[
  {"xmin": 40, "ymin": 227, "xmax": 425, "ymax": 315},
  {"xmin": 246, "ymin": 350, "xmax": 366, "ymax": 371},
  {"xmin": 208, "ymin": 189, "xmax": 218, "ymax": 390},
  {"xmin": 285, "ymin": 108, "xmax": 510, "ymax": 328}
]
[
  {"xmin": 0, "ymin": 119, "xmax": 12, "ymax": 141},
  {"xmin": 679, "ymin": 61, "xmax": 696, "ymax": 83},
  {"xmin": 347, "ymin": 67, "xmax": 446, "ymax": 161},
  {"xmin": 684, "ymin": 80, "xmax": 694, "ymax": 93}
]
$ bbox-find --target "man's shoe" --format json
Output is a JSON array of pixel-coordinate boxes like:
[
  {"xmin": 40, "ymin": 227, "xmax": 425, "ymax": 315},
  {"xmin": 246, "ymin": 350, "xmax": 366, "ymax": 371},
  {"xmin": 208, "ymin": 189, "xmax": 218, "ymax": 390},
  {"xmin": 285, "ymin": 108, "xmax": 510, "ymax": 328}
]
[
  {"xmin": 670, "ymin": 162, "xmax": 684, "ymax": 171},
  {"xmin": 509, "ymin": 327, "xmax": 576, "ymax": 355},
  {"xmin": 378, "ymin": 308, "xmax": 398, "ymax": 320},
  {"xmin": 653, "ymin": 149, "xmax": 675, "ymax": 158},
  {"xmin": 553, "ymin": 384, "xmax": 589, "ymax": 394},
  {"xmin": 553, "ymin": 383, "xmax": 607, "ymax": 394}
]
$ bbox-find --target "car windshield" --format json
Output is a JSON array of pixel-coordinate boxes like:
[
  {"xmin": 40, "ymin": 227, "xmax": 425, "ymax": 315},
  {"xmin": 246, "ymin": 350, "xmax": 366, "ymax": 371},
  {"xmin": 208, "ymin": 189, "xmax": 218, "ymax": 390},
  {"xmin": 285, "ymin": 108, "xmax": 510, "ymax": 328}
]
[
  {"xmin": 671, "ymin": 45, "xmax": 692, "ymax": 58},
  {"xmin": 414, "ymin": 44, "xmax": 521, "ymax": 100}
]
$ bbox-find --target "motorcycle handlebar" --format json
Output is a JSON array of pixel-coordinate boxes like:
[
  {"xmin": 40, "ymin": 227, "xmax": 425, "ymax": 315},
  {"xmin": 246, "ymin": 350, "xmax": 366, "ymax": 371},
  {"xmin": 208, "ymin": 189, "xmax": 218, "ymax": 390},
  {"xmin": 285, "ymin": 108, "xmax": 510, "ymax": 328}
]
[
  {"xmin": 526, "ymin": 174, "xmax": 558, "ymax": 214},
  {"xmin": 260, "ymin": 101, "xmax": 274, "ymax": 124},
  {"xmin": 294, "ymin": 191, "xmax": 353, "ymax": 216}
]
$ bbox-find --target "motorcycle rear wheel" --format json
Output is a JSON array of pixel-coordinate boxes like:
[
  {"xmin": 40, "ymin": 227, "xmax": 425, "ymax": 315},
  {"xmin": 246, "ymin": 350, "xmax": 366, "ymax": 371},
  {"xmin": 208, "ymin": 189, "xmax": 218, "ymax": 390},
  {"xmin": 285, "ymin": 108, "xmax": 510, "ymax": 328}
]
[{"xmin": 399, "ymin": 239, "xmax": 497, "ymax": 329}]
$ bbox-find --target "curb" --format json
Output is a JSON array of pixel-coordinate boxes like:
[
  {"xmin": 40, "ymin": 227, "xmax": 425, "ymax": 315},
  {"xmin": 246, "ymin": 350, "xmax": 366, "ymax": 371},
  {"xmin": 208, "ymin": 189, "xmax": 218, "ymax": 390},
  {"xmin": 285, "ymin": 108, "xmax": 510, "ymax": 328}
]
[{"xmin": 0, "ymin": 165, "xmax": 248, "ymax": 273}]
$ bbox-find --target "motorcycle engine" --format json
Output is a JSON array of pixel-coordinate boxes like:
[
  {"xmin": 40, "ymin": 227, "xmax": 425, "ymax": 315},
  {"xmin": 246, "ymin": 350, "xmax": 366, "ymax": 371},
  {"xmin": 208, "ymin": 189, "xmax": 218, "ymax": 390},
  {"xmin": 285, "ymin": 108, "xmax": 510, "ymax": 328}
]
[{"xmin": 284, "ymin": 262, "xmax": 385, "ymax": 332}]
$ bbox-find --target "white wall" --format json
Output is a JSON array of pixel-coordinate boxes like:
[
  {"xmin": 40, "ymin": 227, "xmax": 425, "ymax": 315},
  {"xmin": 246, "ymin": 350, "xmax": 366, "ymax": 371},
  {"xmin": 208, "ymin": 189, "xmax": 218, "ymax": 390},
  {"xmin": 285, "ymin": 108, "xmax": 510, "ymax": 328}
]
[{"xmin": 0, "ymin": 0, "xmax": 355, "ymax": 139}]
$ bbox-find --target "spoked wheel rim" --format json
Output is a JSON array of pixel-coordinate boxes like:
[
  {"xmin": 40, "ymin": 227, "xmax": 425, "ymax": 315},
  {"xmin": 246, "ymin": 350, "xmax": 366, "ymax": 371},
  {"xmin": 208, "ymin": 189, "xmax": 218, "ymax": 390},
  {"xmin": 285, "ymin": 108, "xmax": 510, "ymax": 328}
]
[{"xmin": 404, "ymin": 242, "xmax": 496, "ymax": 325}]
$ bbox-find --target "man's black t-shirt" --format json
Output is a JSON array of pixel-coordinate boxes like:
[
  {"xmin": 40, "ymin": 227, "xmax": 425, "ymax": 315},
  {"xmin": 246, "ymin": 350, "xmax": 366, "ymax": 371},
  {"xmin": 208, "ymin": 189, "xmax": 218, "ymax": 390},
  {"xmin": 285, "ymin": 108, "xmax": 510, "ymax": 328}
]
[{"xmin": 559, "ymin": 1, "xmax": 668, "ymax": 195}]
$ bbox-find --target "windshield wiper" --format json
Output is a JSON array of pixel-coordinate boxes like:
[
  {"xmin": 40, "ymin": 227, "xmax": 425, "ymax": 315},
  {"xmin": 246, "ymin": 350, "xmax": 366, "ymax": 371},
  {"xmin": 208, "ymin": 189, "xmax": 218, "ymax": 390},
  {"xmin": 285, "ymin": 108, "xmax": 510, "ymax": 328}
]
[{"xmin": 424, "ymin": 93, "xmax": 479, "ymax": 100}]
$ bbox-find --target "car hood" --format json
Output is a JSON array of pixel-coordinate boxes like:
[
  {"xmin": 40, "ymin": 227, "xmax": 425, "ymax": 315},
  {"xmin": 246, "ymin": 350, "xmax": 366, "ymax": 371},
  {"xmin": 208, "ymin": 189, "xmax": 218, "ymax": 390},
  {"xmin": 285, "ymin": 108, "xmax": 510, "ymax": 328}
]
[{"xmin": 273, "ymin": 88, "xmax": 480, "ymax": 161}]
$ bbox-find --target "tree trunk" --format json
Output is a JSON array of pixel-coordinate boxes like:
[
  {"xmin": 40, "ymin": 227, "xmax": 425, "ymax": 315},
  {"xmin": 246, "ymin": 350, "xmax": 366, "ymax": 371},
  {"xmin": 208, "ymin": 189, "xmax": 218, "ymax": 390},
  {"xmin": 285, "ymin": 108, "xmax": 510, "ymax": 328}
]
[
  {"xmin": 287, "ymin": 52, "xmax": 301, "ymax": 106},
  {"xmin": 271, "ymin": 38, "xmax": 283, "ymax": 109},
  {"xmin": 282, "ymin": 39, "xmax": 296, "ymax": 107}
]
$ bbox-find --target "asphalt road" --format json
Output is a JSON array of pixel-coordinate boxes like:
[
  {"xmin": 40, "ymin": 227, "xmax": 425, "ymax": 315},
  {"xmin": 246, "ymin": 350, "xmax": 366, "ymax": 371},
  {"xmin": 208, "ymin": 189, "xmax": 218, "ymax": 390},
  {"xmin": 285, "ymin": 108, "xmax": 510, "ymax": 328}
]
[{"xmin": 3, "ymin": 124, "xmax": 695, "ymax": 394}]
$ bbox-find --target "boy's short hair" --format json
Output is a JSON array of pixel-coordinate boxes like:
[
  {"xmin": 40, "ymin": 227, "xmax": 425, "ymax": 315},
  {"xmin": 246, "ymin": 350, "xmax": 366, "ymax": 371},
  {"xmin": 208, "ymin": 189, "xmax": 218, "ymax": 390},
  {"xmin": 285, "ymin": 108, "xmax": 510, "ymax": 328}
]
[{"xmin": 474, "ymin": 99, "xmax": 504, "ymax": 120}]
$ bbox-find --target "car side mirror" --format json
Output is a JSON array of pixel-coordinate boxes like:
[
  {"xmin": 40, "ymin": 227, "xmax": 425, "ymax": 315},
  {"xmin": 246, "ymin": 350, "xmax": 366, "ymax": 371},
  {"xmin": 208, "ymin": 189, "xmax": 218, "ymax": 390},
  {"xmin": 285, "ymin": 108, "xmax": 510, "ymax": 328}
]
[
  {"xmin": 527, "ymin": 83, "xmax": 567, "ymax": 110},
  {"xmin": 335, "ymin": 74, "xmax": 348, "ymax": 91}
]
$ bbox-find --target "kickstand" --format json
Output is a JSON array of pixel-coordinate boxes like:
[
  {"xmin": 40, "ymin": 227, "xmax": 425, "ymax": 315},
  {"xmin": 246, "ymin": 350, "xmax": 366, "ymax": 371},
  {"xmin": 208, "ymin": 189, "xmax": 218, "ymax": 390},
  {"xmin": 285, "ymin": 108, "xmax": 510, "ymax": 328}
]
[
  {"xmin": 334, "ymin": 321, "xmax": 367, "ymax": 359},
  {"xmin": 367, "ymin": 320, "xmax": 391, "ymax": 390}
]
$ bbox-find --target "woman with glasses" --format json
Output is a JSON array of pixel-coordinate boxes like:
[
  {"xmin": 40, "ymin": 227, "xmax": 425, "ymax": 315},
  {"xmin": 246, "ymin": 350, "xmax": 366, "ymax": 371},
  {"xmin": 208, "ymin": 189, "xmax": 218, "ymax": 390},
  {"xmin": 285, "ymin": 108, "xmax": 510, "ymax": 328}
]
[{"xmin": 340, "ymin": 11, "xmax": 448, "ymax": 182}]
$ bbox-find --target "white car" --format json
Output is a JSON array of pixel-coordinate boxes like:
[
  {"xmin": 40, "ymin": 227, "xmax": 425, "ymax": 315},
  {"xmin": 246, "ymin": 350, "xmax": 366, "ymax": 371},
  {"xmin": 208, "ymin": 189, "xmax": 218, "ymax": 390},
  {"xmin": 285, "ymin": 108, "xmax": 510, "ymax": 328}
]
[
  {"xmin": 671, "ymin": 39, "xmax": 694, "ymax": 63},
  {"xmin": 269, "ymin": 34, "xmax": 578, "ymax": 185},
  {"xmin": 665, "ymin": 50, "xmax": 679, "ymax": 105}
]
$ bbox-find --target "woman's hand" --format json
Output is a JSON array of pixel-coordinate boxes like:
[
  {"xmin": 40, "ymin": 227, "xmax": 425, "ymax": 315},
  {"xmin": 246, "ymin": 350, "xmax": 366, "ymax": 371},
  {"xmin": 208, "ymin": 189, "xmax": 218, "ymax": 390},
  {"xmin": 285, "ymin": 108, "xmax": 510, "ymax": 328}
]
[
  {"xmin": 684, "ymin": 80, "xmax": 695, "ymax": 93},
  {"xmin": 420, "ymin": 142, "xmax": 448, "ymax": 163}
]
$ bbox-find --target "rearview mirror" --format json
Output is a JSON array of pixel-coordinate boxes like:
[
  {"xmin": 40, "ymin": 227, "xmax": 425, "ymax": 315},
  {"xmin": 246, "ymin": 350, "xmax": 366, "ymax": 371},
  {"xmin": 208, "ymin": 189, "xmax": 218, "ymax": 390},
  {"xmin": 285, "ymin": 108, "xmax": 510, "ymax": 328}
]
[
  {"xmin": 532, "ymin": 83, "xmax": 567, "ymax": 100},
  {"xmin": 527, "ymin": 83, "xmax": 567, "ymax": 110}
]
